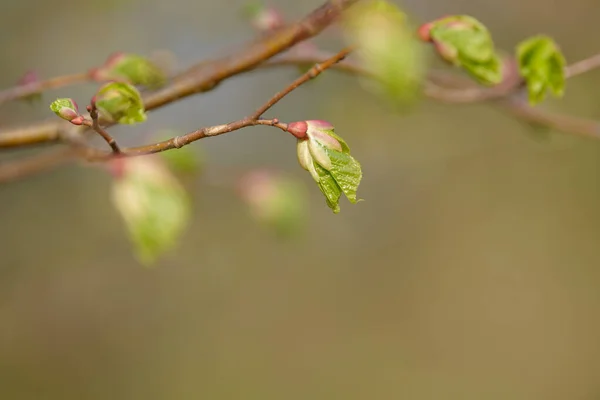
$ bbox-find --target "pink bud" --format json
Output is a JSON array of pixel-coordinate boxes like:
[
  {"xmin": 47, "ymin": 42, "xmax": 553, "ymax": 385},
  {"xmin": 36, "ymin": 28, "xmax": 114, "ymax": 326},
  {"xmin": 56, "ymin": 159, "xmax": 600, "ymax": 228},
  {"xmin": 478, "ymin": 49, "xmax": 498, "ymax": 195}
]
[
  {"xmin": 70, "ymin": 116, "xmax": 85, "ymax": 125},
  {"xmin": 251, "ymin": 7, "xmax": 285, "ymax": 32},
  {"xmin": 417, "ymin": 22, "xmax": 434, "ymax": 41},
  {"xmin": 18, "ymin": 70, "xmax": 40, "ymax": 86},
  {"xmin": 286, "ymin": 121, "xmax": 308, "ymax": 139}
]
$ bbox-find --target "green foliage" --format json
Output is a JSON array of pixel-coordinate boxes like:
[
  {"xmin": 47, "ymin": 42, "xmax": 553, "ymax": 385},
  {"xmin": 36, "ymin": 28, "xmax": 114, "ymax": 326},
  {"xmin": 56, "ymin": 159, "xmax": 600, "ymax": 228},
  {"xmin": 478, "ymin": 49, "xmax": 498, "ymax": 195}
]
[
  {"xmin": 516, "ymin": 35, "xmax": 566, "ymax": 105},
  {"xmin": 342, "ymin": 0, "xmax": 426, "ymax": 104},
  {"xmin": 428, "ymin": 15, "xmax": 502, "ymax": 85},
  {"xmin": 240, "ymin": 170, "xmax": 307, "ymax": 237},
  {"xmin": 111, "ymin": 157, "xmax": 191, "ymax": 265},
  {"xmin": 94, "ymin": 53, "xmax": 166, "ymax": 88},
  {"xmin": 95, "ymin": 82, "xmax": 147, "ymax": 124},
  {"xmin": 296, "ymin": 121, "xmax": 362, "ymax": 213}
]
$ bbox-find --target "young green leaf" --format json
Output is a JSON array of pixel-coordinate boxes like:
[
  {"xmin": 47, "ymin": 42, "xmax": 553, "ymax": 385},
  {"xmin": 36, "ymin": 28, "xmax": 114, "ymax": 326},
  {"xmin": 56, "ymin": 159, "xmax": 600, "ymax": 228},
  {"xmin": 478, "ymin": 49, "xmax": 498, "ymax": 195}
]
[
  {"xmin": 342, "ymin": 0, "xmax": 426, "ymax": 104},
  {"xmin": 111, "ymin": 156, "xmax": 191, "ymax": 265},
  {"xmin": 293, "ymin": 120, "xmax": 362, "ymax": 213},
  {"xmin": 423, "ymin": 15, "xmax": 502, "ymax": 85},
  {"xmin": 516, "ymin": 35, "xmax": 566, "ymax": 105},
  {"xmin": 95, "ymin": 82, "xmax": 147, "ymax": 125},
  {"xmin": 91, "ymin": 52, "xmax": 166, "ymax": 88}
]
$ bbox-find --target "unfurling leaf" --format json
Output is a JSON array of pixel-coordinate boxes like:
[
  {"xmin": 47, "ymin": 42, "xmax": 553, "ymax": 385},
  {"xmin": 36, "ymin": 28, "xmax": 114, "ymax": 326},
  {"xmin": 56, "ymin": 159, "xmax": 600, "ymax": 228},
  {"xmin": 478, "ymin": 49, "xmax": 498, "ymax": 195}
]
[
  {"xmin": 91, "ymin": 52, "xmax": 166, "ymax": 88},
  {"xmin": 342, "ymin": 0, "xmax": 426, "ymax": 104},
  {"xmin": 238, "ymin": 169, "xmax": 307, "ymax": 237},
  {"xmin": 111, "ymin": 156, "xmax": 191, "ymax": 265},
  {"xmin": 420, "ymin": 15, "xmax": 502, "ymax": 85},
  {"xmin": 95, "ymin": 82, "xmax": 147, "ymax": 124},
  {"xmin": 516, "ymin": 35, "xmax": 566, "ymax": 105},
  {"xmin": 293, "ymin": 120, "xmax": 362, "ymax": 213}
]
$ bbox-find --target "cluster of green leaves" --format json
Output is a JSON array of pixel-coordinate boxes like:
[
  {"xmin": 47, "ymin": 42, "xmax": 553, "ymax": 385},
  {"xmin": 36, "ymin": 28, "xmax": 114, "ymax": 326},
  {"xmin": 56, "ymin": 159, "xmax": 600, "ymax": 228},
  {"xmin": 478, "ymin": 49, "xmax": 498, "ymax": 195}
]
[
  {"xmin": 295, "ymin": 121, "xmax": 362, "ymax": 214},
  {"xmin": 413, "ymin": 8, "xmax": 566, "ymax": 105},
  {"xmin": 45, "ymin": 1, "xmax": 570, "ymax": 265}
]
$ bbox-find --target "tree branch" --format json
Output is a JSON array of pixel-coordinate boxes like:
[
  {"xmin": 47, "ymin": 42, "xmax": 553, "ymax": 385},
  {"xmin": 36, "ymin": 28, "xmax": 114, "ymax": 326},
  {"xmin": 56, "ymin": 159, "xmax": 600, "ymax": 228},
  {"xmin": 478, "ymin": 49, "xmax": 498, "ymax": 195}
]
[
  {"xmin": 0, "ymin": 0, "xmax": 358, "ymax": 149},
  {"xmin": 0, "ymin": 72, "xmax": 90, "ymax": 106},
  {"xmin": 85, "ymin": 47, "xmax": 351, "ymax": 160}
]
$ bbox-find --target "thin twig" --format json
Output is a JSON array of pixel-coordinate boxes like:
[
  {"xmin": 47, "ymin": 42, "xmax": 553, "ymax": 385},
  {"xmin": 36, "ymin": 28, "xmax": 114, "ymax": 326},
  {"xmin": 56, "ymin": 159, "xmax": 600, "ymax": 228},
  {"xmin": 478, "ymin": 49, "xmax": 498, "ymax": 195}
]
[
  {"xmin": 0, "ymin": 0, "xmax": 359, "ymax": 149},
  {"xmin": 0, "ymin": 72, "xmax": 90, "ymax": 106},
  {"xmin": 87, "ymin": 48, "xmax": 351, "ymax": 160},
  {"xmin": 82, "ymin": 102, "xmax": 121, "ymax": 153},
  {"xmin": 251, "ymin": 47, "xmax": 352, "ymax": 119},
  {"xmin": 0, "ymin": 147, "xmax": 78, "ymax": 183},
  {"xmin": 565, "ymin": 53, "xmax": 600, "ymax": 78}
]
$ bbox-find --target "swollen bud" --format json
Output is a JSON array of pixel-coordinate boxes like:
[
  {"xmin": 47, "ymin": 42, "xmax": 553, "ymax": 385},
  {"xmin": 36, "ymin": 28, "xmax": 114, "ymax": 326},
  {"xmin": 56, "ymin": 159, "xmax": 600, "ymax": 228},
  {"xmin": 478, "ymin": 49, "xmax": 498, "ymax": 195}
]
[
  {"xmin": 94, "ymin": 82, "xmax": 147, "ymax": 125},
  {"xmin": 17, "ymin": 70, "xmax": 42, "ymax": 103},
  {"xmin": 243, "ymin": 3, "xmax": 285, "ymax": 33},
  {"xmin": 49, "ymin": 98, "xmax": 80, "ymax": 122}
]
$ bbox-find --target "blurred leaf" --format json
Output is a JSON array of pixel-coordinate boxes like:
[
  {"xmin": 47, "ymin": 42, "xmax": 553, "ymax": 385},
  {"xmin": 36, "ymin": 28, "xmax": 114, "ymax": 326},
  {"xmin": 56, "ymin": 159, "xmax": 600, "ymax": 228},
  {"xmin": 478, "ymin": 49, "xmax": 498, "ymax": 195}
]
[
  {"xmin": 342, "ymin": 0, "xmax": 426, "ymax": 104},
  {"xmin": 111, "ymin": 157, "xmax": 191, "ymax": 265},
  {"xmin": 428, "ymin": 15, "xmax": 502, "ymax": 85},
  {"xmin": 95, "ymin": 82, "xmax": 147, "ymax": 125},
  {"xmin": 92, "ymin": 53, "xmax": 166, "ymax": 88},
  {"xmin": 516, "ymin": 35, "xmax": 566, "ymax": 105},
  {"xmin": 239, "ymin": 170, "xmax": 307, "ymax": 237}
]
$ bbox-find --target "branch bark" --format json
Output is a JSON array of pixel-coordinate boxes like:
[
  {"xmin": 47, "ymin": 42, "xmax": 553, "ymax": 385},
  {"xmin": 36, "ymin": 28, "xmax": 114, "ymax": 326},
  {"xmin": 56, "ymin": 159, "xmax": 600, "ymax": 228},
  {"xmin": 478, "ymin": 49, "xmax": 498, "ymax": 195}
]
[{"xmin": 0, "ymin": 0, "xmax": 359, "ymax": 149}]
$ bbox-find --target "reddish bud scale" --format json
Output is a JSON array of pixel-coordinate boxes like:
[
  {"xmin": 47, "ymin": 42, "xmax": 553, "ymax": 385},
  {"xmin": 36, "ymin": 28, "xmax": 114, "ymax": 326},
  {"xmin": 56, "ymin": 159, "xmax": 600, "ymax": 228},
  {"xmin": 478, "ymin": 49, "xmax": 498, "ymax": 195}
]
[
  {"xmin": 18, "ymin": 70, "xmax": 39, "ymax": 86},
  {"xmin": 286, "ymin": 121, "xmax": 309, "ymax": 139},
  {"xmin": 70, "ymin": 116, "xmax": 85, "ymax": 125},
  {"xmin": 417, "ymin": 23, "xmax": 434, "ymax": 41}
]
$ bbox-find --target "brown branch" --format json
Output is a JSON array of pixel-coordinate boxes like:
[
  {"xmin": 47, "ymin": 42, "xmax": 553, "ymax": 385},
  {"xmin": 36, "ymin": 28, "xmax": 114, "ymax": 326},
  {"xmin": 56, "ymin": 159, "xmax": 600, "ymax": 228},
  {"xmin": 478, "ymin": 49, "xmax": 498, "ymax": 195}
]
[
  {"xmin": 0, "ymin": 0, "xmax": 360, "ymax": 150},
  {"xmin": 251, "ymin": 47, "xmax": 352, "ymax": 119},
  {"xmin": 82, "ymin": 102, "xmax": 121, "ymax": 153},
  {"xmin": 565, "ymin": 53, "xmax": 600, "ymax": 78},
  {"xmin": 0, "ymin": 72, "xmax": 90, "ymax": 105},
  {"xmin": 84, "ymin": 47, "xmax": 351, "ymax": 160},
  {"xmin": 0, "ymin": 147, "xmax": 78, "ymax": 183},
  {"xmin": 499, "ymin": 96, "xmax": 600, "ymax": 140}
]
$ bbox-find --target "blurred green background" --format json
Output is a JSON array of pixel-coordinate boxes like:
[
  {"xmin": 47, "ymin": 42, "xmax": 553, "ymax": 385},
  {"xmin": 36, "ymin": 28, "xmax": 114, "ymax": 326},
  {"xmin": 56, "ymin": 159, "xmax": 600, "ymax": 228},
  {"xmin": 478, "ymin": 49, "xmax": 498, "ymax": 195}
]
[{"xmin": 2, "ymin": 0, "xmax": 600, "ymax": 398}]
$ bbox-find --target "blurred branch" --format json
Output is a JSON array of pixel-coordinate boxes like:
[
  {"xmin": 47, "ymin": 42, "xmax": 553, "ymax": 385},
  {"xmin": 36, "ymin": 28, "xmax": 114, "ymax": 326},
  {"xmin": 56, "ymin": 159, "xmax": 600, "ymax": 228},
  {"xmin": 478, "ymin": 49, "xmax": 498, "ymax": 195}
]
[
  {"xmin": 0, "ymin": 72, "xmax": 90, "ymax": 106},
  {"xmin": 264, "ymin": 52, "xmax": 600, "ymax": 139},
  {"xmin": 3, "ymin": 0, "xmax": 600, "ymax": 183},
  {"xmin": 0, "ymin": 46, "xmax": 349, "ymax": 182},
  {"xmin": 0, "ymin": 147, "xmax": 78, "ymax": 183},
  {"xmin": 0, "ymin": 0, "xmax": 358, "ymax": 149},
  {"xmin": 85, "ymin": 47, "xmax": 350, "ymax": 160},
  {"xmin": 565, "ymin": 53, "xmax": 600, "ymax": 78}
]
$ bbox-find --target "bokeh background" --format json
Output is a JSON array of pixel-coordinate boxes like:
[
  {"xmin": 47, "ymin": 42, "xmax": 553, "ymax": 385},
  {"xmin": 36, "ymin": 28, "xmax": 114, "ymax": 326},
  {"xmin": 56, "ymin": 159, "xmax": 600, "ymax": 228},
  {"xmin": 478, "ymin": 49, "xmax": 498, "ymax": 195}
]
[{"xmin": 2, "ymin": 0, "xmax": 600, "ymax": 398}]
